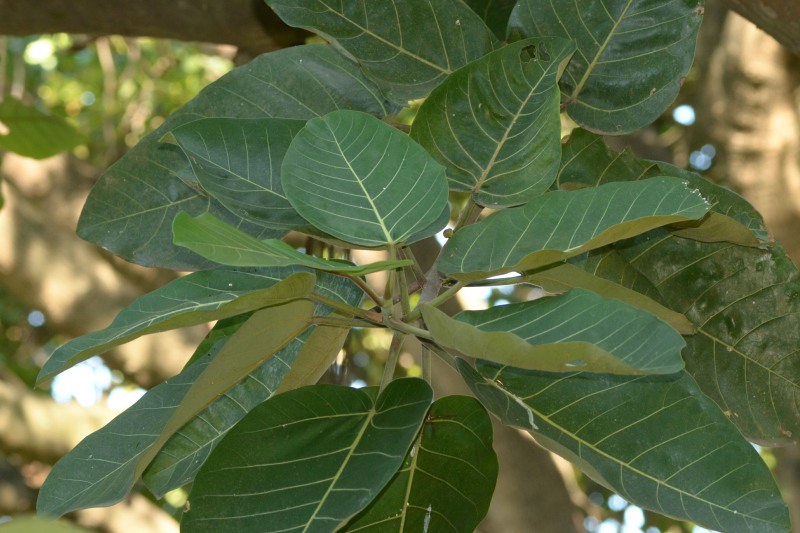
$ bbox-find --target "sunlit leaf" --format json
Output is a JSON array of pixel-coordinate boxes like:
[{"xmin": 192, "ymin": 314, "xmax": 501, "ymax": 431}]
[
  {"xmin": 411, "ymin": 38, "xmax": 574, "ymax": 207},
  {"xmin": 0, "ymin": 97, "xmax": 82, "ymax": 159},
  {"xmin": 36, "ymin": 270, "xmax": 315, "ymax": 384},
  {"xmin": 173, "ymin": 211, "xmax": 411, "ymax": 274},
  {"xmin": 282, "ymin": 110, "xmax": 449, "ymax": 247},
  {"xmin": 77, "ymin": 45, "xmax": 396, "ymax": 269},
  {"xmin": 440, "ymin": 177, "xmax": 710, "ymax": 281},
  {"xmin": 266, "ymin": 0, "xmax": 498, "ymax": 103},
  {"xmin": 343, "ymin": 396, "xmax": 497, "ymax": 532},
  {"xmin": 169, "ymin": 117, "xmax": 308, "ymax": 230},
  {"xmin": 182, "ymin": 379, "xmax": 433, "ymax": 532},
  {"xmin": 458, "ymin": 360, "xmax": 790, "ymax": 532},
  {"xmin": 508, "ymin": 0, "xmax": 702, "ymax": 133},
  {"xmin": 422, "ymin": 288, "xmax": 685, "ymax": 374}
]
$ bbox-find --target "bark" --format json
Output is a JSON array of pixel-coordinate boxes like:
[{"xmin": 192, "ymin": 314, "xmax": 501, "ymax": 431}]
[
  {"xmin": 720, "ymin": 0, "xmax": 800, "ymax": 57},
  {"xmin": 0, "ymin": 0, "xmax": 308, "ymax": 55}
]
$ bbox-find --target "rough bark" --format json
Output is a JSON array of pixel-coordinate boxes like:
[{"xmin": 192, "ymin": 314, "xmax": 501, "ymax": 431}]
[
  {"xmin": 0, "ymin": 0, "xmax": 308, "ymax": 55},
  {"xmin": 720, "ymin": 0, "xmax": 800, "ymax": 57}
]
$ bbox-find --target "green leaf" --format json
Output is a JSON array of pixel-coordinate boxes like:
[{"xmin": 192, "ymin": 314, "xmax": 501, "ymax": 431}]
[
  {"xmin": 173, "ymin": 212, "xmax": 412, "ymax": 274},
  {"xmin": 558, "ymin": 129, "xmax": 767, "ymax": 243},
  {"xmin": 182, "ymin": 379, "xmax": 433, "ymax": 533},
  {"xmin": 143, "ymin": 272, "xmax": 363, "ymax": 496},
  {"xmin": 0, "ymin": 516, "xmax": 93, "ymax": 532},
  {"xmin": 440, "ymin": 177, "xmax": 710, "ymax": 281},
  {"xmin": 265, "ymin": 0, "xmax": 498, "ymax": 103},
  {"xmin": 619, "ymin": 232, "xmax": 800, "ymax": 444},
  {"xmin": 0, "ymin": 97, "xmax": 82, "ymax": 159},
  {"xmin": 36, "ymin": 269, "xmax": 316, "ymax": 385},
  {"xmin": 522, "ymin": 263, "xmax": 694, "ymax": 334},
  {"xmin": 422, "ymin": 288, "xmax": 685, "ymax": 374},
  {"xmin": 169, "ymin": 117, "xmax": 308, "ymax": 230},
  {"xmin": 343, "ymin": 396, "xmax": 497, "ymax": 532},
  {"xmin": 508, "ymin": 0, "xmax": 703, "ymax": 134},
  {"xmin": 282, "ymin": 110, "xmax": 449, "ymax": 247},
  {"xmin": 273, "ymin": 325, "xmax": 351, "ymax": 395},
  {"xmin": 458, "ymin": 360, "xmax": 791, "ymax": 532},
  {"xmin": 77, "ymin": 45, "xmax": 396, "ymax": 269},
  {"xmin": 410, "ymin": 38, "xmax": 575, "ymax": 207},
  {"xmin": 462, "ymin": 0, "xmax": 517, "ymax": 40}
]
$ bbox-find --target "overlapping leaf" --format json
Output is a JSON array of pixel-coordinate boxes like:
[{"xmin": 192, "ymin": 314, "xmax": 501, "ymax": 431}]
[
  {"xmin": 282, "ymin": 110, "xmax": 449, "ymax": 247},
  {"xmin": 410, "ymin": 38, "xmax": 574, "ymax": 207},
  {"xmin": 508, "ymin": 0, "xmax": 702, "ymax": 134},
  {"xmin": 36, "ymin": 269, "xmax": 315, "ymax": 384},
  {"xmin": 343, "ymin": 396, "xmax": 497, "ymax": 532},
  {"xmin": 266, "ymin": 0, "xmax": 498, "ymax": 103},
  {"xmin": 463, "ymin": 0, "xmax": 517, "ymax": 39},
  {"xmin": 458, "ymin": 360, "xmax": 791, "ymax": 532},
  {"xmin": 169, "ymin": 118, "xmax": 307, "ymax": 230},
  {"xmin": 422, "ymin": 288, "xmax": 684, "ymax": 374},
  {"xmin": 38, "ymin": 269, "xmax": 363, "ymax": 517},
  {"xmin": 440, "ymin": 177, "xmax": 710, "ymax": 281},
  {"xmin": 173, "ymin": 212, "xmax": 411, "ymax": 274},
  {"xmin": 0, "ymin": 97, "xmax": 82, "ymax": 159},
  {"xmin": 77, "ymin": 45, "xmax": 396, "ymax": 269},
  {"xmin": 182, "ymin": 379, "xmax": 433, "ymax": 533}
]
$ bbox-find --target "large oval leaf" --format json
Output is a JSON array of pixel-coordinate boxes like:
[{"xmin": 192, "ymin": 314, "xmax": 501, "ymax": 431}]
[
  {"xmin": 266, "ymin": 0, "xmax": 498, "ymax": 103},
  {"xmin": 77, "ymin": 45, "xmax": 396, "ymax": 269},
  {"xmin": 440, "ymin": 177, "xmax": 710, "ymax": 281},
  {"xmin": 0, "ymin": 97, "xmax": 82, "ymax": 159},
  {"xmin": 169, "ymin": 117, "xmax": 307, "ymax": 230},
  {"xmin": 422, "ymin": 288, "xmax": 685, "ymax": 374},
  {"xmin": 457, "ymin": 360, "xmax": 790, "ymax": 532},
  {"xmin": 410, "ymin": 38, "xmax": 575, "ymax": 207},
  {"xmin": 36, "ymin": 269, "xmax": 315, "ymax": 385},
  {"xmin": 282, "ymin": 110, "xmax": 449, "ymax": 247},
  {"xmin": 508, "ymin": 0, "xmax": 703, "ymax": 134},
  {"xmin": 182, "ymin": 379, "xmax": 433, "ymax": 533},
  {"xmin": 343, "ymin": 396, "xmax": 497, "ymax": 532}
]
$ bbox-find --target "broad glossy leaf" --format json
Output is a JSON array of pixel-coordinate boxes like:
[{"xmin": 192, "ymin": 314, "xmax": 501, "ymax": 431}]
[
  {"xmin": 458, "ymin": 360, "xmax": 790, "ymax": 532},
  {"xmin": 173, "ymin": 212, "xmax": 411, "ymax": 274},
  {"xmin": 343, "ymin": 396, "xmax": 497, "ymax": 532},
  {"xmin": 144, "ymin": 272, "xmax": 363, "ymax": 496},
  {"xmin": 422, "ymin": 288, "xmax": 684, "ymax": 374},
  {"xmin": 558, "ymin": 129, "xmax": 767, "ymax": 242},
  {"xmin": 508, "ymin": 0, "xmax": 702, "ymax": 134},
  {"xmin": 522, "ymin": 263, "xmax": 694, "ymax": 334},
  {"xmin": 282, "ymin": 110, "xmax": 449, "ymax": 247},
  {"xmin": 78, "ymin": 45, "xmax": 396, "ymax": 269},
  {"xmin": 619, "ymin": 232, "xmax": 800, "ymax": 444},
  {"xmin": 463, "ymin": 0, "xmax": 517, "ymax": 39},
  {"xmin": 182, "ymin": 379, "xmax": 433, "ymax": 533},
  {"xmin": 410, "ymin": 38, "xmax": 574, "ymax": 207},
  {"xmin": 36, "ymin": 270, "xmax": 315, "ymax": 384},
  {"xmin": 266, "ymin": 0, "xmax": 498, "ymax": 103},
  {"xmin": 169, "ymin": 118, "xmax": 307, "ymax": 230},
  {"xmin": 440, "ymin": 177, "xmax": 710, "ymax": 281},
  {"xmin": 0, "ymin": 97, "xmax": 82, "ymax": 159}
]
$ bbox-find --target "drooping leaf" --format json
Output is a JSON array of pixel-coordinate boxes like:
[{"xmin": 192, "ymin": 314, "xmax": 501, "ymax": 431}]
[
  {"xmin": 36, "ymin": 270, "xmax": 315, "ymax": 384},
  {"xmin": 422, "ymin": 288, "xmax": 685, "ymax": 374},
  {"xmin": 77, "ymin": 45, "xmax": 396, "ymax": 269},
  {"xmin": 462, "ymin": 0, "xmax": 517, "ymax": 40},
  {"xmin": 173, "ymin": 212, "xmax": 412, "ymax": 274},
  {"xmin": 508, "ymin": 0, "xmax": 703, "ymax": 134},
  {"xmin": 169, "ymin": 117, "xmax": 308, "ymax": 230},
  {"xmin": 266, "ymin": 0, "xmax": 498, "ymax": 103},
  {"xmin": 343, "ymin": 396, "xmax": 497, "ymax": 532},
  {"xmin": 143, "ymin": 272, "xmax": 363, "ymax": 496},
  {"xmin": 410, "ymin": 38, "xmax": 575, "ymax": 207},
  {"xmin": 0, "ymin": 97, "xmax": 82, "ymax": 159},
  {"xmin": 521, "ymin": 263, "xmax": 694, "ymax": 334},
  {"xmin": 558, "ymin": 129, "xmax": 767, "ymax": 243},
  {"xmin": 618, "ymin": 231, "xmax": 800, "ymax": 444},
  {"xmin": 440, "ymin": 177, "xmax": 710, "ymax": 281},
  {"xmin": 458, "ymin": 360, "xmax": 791, "ymax": 532},
  {"xmin": 282, "ymin": 110, "xmax": 449, "ymax": 247},
  {"xmin": 273, "ymin": 325, "xmax": 351, "ymax": 395},
  {"xmin": 182, "ymin": 379, "xmax": 433, "ymax": 533}
]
